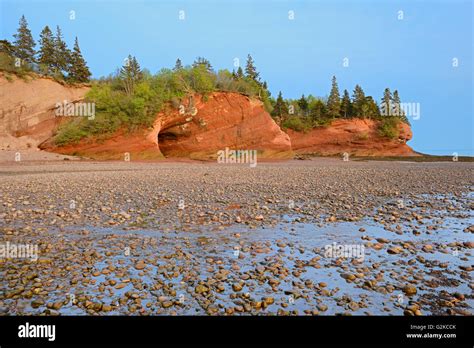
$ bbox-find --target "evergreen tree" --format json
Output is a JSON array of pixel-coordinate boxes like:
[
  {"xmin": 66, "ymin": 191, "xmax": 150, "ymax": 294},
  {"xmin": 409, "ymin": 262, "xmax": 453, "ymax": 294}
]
[
  {"xmin": 0, "ymin": 39, "xmax": 15, "ymax": 56},
  {"xmin": 13, "ymin": 15, "xmax": 36, "ymax": 64},
  {"xmin": 381, "ymin": 87, "xmax": 392, "ymax": 116},
  {"xmin": 236, "ymin": 66, "xmax": 244, "ymax": 79},
  {"xmin": 327, "ymin": 75, "xmax": 340, "ymax": 117},
  {"xmin": 391, "ymin": 90, "xmax": 401, "ymax": 116},
  {"xmin": 37, "ymin": 26, "xmax": 55, "ymax": 75},
  {"xmin": 352, "ymin": 84, "xmax": 366, "ymax": 117},
  {"xmin": 297, "ymin": 94, "xmax": 309, "ymax": 116},
  {"xmin": 340, "ymin": 89, "xmax": 352, "ymax": 118},
  {"xmin": 362, "ymin": 96, "xmax": 380, "ymax": 119},
  {"xmin": 68, "ymin": 37, "xmax": 91, "ymax": 82},
  {"xmin": 192, "ymin": 57, "xmax": 212, "ymax": 72},
  {"xmin": 392, "ymin": 90, "xmax": 400, "ymax": 108},
  {"xmin": 309, "ymin": 99, "xmax": 327, "ymax": 121},
  {"xmin": 272, "ymin": 91, "xmax": 289, "ymax": 117},
  {"xmin": 53, "ymin": 26, "xmax": 71, "ymax": 76},
  {"xmin": 392, "ymin": 90, "xmax": 409, "ymax": 124},
  {"xmin": 245, "ymin": 54, "xmax": 260, "ymax": 83},
  {"xmin": 173, "ymin": 58, "xmax": 183, "ymax": 71},
  {"xmin": 120, "ymin": 54, "xmax": 142, "ymax": 96}
]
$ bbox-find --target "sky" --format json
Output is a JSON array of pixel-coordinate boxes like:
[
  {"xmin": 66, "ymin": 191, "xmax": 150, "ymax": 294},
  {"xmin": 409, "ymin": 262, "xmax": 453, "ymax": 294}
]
[{"xmin": 1, "ymin": 0, "xmax": 473, "ymax": 155}]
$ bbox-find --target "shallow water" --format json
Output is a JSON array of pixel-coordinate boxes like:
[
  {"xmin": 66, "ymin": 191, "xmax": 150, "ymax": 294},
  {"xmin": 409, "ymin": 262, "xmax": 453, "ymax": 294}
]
[
  {"xmin": 1, "ymin": 193, "xmax": 473, "ymax": 316},
  {"xmin": 50, "ymin": 214, "xmax": 473, "ymax": 315}
]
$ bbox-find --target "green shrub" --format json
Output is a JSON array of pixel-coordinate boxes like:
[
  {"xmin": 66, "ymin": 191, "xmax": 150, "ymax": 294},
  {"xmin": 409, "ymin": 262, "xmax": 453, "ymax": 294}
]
[
  {"xmin": 282, "ymin": 116, "xmax": 311, "ymax": 132},
  {"xmin": 0, "ymin": 52, "xmax": 34, "ymax": 79},
  {"xmin": 0, "ymin": 52, "xmax": 16, "ymax": 72},
  {"xmin": 54, "ymin": 119, "xmax": 90, "ymax": 146},
  {"xmin": 312, "ymin": 116, "xmax": 333, "ymax": 127},
  {"xmin": 378, "ymin": 117, "xmax": 400, "ymax": 139},
  {"xmin": 54, "ymin": 65, "xmax": 274, "ymax": 146},
  {"xmin": 189, "ymin": 65, "xmax": 216, "ymax": 95}
]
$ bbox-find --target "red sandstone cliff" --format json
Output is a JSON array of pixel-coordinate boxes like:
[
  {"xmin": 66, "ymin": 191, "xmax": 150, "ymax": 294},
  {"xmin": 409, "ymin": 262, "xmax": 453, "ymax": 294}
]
[
  {"xmin": 41, "ymin": 92, "xmax": 293, "ymax": 160},
  {"xmin": 286, "ymin": 118, "xmax": 416, "ymax": 157},
  {"xmin": 149, "ymin": 93, "xmax": 292, "ymax": 158},
  {"xmin": 1, "ymin": 74, "xmax": 417, "ymax": 159}
]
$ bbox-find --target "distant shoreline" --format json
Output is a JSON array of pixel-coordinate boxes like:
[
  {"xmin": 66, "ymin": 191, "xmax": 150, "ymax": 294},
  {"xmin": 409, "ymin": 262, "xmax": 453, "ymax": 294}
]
[{"xmin": 0, "ymin": 149, "xmax": 472, "ymax": 165}]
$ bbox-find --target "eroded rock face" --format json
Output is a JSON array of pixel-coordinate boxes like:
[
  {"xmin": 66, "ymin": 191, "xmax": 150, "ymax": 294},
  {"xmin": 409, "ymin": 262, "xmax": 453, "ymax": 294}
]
[
  {"xmin": 152, "ymin": 93, "xmax": 292, "ymax": 158},
  {"xmin": 2, "ymin": 74, "xmax": 416, "ymax": 159},
  {"xmin": 42, "ymin": 92, "xmax": 292, "ymax": 160},
  {"xmin": 287, "ymin": 119, "xmax": 417, "ymax": 157},
  {"xmin": 0, "ymin": 74, "xmax": 89, "ymax": 149}
]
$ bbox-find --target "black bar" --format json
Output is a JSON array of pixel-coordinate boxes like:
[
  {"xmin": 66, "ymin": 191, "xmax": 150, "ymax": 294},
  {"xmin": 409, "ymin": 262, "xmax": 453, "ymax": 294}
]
[{"xmin": 0, "ymin": 316, "xmax": 472, "ymax": 346}]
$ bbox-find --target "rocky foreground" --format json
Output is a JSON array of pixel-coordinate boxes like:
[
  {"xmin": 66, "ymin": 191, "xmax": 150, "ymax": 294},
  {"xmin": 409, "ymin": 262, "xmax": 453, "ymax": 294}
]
[{"xmin": 0, "ymin": 158, "xmax": 473, "ymax": 316}]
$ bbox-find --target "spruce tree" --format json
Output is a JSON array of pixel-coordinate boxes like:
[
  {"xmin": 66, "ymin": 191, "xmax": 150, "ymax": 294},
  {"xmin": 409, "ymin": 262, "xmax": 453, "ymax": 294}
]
[
  {"xmin": 391, "ymin": 90, "xmax": 401, "ymax": 117},
  {"xmin": 310, "ymin": 99, "xmax": 327, "ymax": 122},
  {"xmin": 392, "ymin": 90, "xmax": 400, "ymax": 107},
  {"xmin": 340, "ymin": 89, "xmax": 352, "ymax": 118},
  {"xmin": 120, "ymin": 54, "xmax": 142, "ymax": 96},
  {"xmin": 272, "ymin": 91, "xmax": 289, "ymax": 117},
  {"xmin": 69, "ymin": 37, "xmax": 91, "ymax": 82},
  {"xmin": 381, "ymin": 87, "xmax": 392, "ymax": 116},
  {"xmin": 174, "ymin": 58, "xmax": 183, "ymax": 70},
  {"xmin": 0, "ymin": 40, "xmax": 15, "ymax": 56},
  {"xmin": 298, "ymin": 94, "xmax": 309, "ymax": 116},
  {"xmin": 0, "ymin": 40, "xmax": 15, "ymax": 60},
  {"xmin": 37, "ymin": 26, "xmax": 55, "ymax": 75},
  {"xmin": 352, "ymin": 84, "xmax": 366, "ymax": 118},
  {"xmin": 327, "ymin": 75, "xmax": 341, "ymax": 117},
  {"xmin": 392, "ymin": 90, "xmax": 409, "ymax": 124},
  {"xmin": 13, "ymin": 15, "xmax": 36, "ymax": 65},
  {"xmin": 192, "ymin": 57, "xmax": 212, "ymax": 72},
  {"xmin": 363, "ymin": 96, "xmax": 380, "ymax": 119},
  {"xmin": 236, "ymin": 66, "xmax": 244, "ymax": 79},
  {"xmin": 245, "ymin": 54, "xmax": 260, "ymax": 83},
  {"xmin": 53, "ymin": 26, "xmax": 71, "ymax": 76}
]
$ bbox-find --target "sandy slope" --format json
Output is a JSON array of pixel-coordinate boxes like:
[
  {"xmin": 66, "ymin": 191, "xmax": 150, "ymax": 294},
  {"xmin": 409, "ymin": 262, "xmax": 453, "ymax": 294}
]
[{"xmin": 0, "ymin": 73, "xmax": 89, "ymax": 150}]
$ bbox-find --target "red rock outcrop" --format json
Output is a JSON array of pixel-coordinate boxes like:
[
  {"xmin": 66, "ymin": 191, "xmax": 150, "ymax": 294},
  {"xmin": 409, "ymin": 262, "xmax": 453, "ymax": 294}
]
[
  {"xmin": 2, "ymin": 74, "xmax": 417, "ymax": 159},
  {"xmin": 287, "ymin": 118, "xmax": 417, "ymax": 157},
  {"xmin": 44, "ymin": 92, "xmax": 293, "ymax": 160},
  {"xmin": 150, "ymin": 93, "xmax": 292, "ymax": 158}
]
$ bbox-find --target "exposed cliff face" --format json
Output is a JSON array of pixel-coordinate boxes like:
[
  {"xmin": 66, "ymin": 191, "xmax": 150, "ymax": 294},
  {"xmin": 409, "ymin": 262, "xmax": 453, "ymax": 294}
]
[
  {"xmin": 0, "ymin": 73, "xmax": 89, "ymax": 150},
  {"xmin": 43, "ymin": 92, "xmax": 293, "ymax": 160},
  {"xmin": 1, "ymin": 75, "xmax": 417, "ymax": 159},
  {"xmin": 286, "ymin": 118, "xmax": 417, "ymax": 157},
  {"xmin": 150, "ymin": 93, "xmax": 292, "ymax": 158}
]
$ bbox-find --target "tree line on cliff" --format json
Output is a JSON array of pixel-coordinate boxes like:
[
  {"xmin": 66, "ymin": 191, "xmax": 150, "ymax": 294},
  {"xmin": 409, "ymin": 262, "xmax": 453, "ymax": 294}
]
[
  {"xmin": 0, "ymin": 15, "xmax": 91, "ymax": 83},
  {"xmin": 54, "ymin": 53, "xmax": 271, "ymax": 145},
  {"xmin": 1, "ymin": 16, "xmax": 409, "ymax": 145},
  {"xmin": 274, "ymin": 76, "xmax": 410, "ymax": 137},
  {"xmin": 55, "ymin": 52, "xmax": 410, "ymax": 145}
]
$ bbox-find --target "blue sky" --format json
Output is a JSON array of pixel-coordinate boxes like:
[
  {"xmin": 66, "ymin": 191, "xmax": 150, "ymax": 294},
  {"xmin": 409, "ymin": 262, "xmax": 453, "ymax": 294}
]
[{"xmin": 1, "ymin": 0, "xmax": 472, "ymax": 155}]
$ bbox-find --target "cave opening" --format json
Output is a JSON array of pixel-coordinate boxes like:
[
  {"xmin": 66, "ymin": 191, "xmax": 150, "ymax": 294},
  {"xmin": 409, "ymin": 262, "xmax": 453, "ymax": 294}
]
[{"xmin": 157, "ymin": 128, "xmax": 179, "ymax": 157}]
